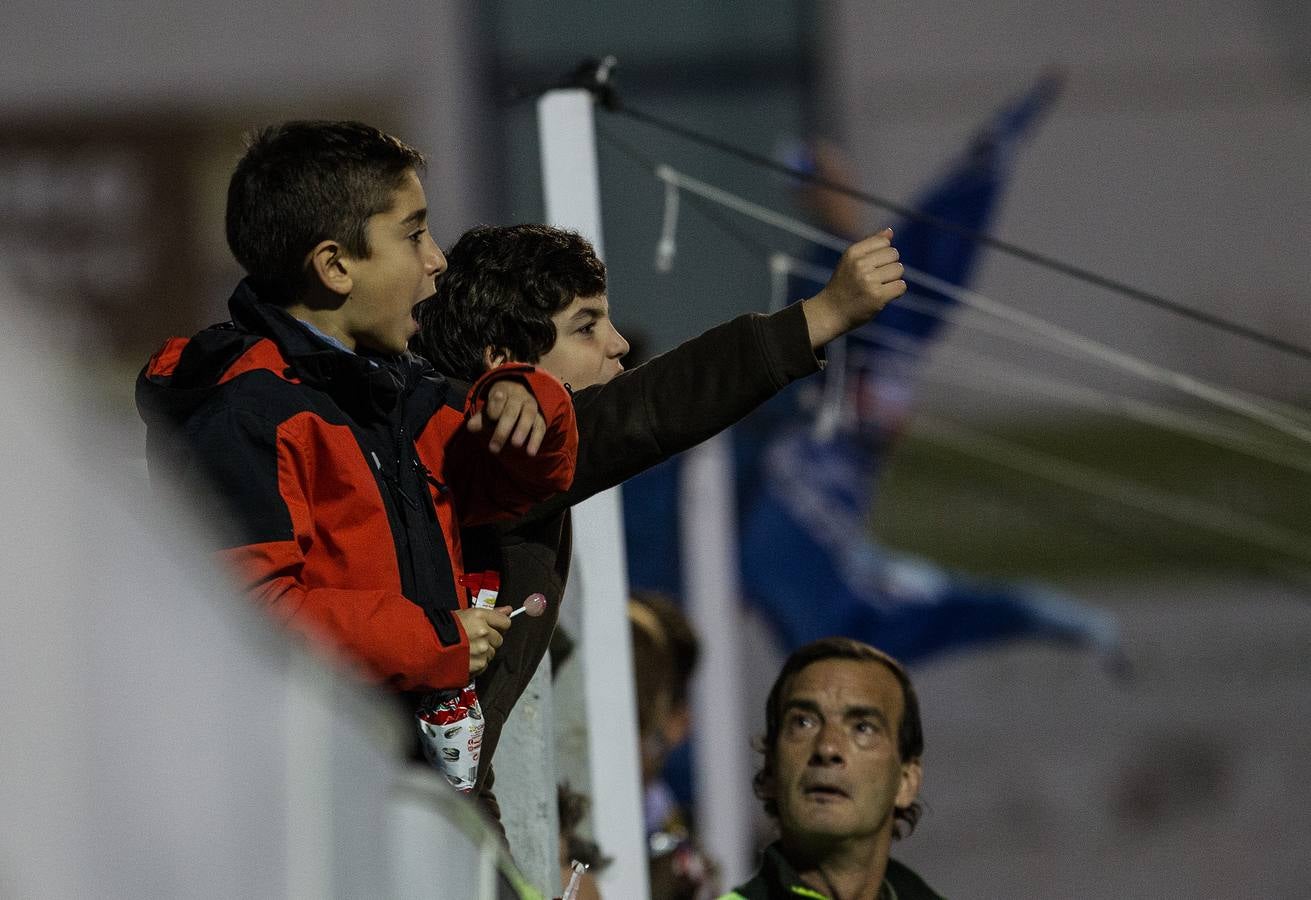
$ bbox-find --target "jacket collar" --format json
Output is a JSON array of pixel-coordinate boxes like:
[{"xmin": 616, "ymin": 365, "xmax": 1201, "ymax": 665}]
[
  {"xmin": 228, "ymin": 279, "xmax": 431, "ymax": 421},
  {"xmin": 755, "ymin": 842, "xmax": 898, "ymax": 900}
]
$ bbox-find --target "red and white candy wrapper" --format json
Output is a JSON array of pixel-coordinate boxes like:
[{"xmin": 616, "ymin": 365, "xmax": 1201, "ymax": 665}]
[
  {"xmin": 417, "ymin": 684, "xmax": 485, "ymax": 792},
  {"xmin": 415, "ymin": 571, "xmax": 500, "ymax": 792},
  {"xmin": 461, "ymin": 570, "xmax": 501, "ymax": 612}
]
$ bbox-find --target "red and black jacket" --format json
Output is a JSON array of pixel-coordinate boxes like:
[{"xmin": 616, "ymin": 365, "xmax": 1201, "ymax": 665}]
[{"xmin": 136, "ymin": 280, "xmax": 576, "ymax": 692}]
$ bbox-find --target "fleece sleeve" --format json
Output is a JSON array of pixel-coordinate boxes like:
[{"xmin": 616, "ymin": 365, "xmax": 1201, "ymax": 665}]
[{"xmin": 442, "ymin": 363, "xmax": 578, "ymax": 527}]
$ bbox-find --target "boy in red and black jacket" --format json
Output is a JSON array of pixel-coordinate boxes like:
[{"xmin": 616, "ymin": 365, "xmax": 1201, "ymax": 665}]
[{"xmin": 137, "ymin": 121, "xmax": 576, "ymax": 695}]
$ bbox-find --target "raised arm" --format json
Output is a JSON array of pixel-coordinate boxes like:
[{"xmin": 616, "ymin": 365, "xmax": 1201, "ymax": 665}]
[{"xmin": 521, "ymin": 229, "xmax": 906, "ymax": 515}]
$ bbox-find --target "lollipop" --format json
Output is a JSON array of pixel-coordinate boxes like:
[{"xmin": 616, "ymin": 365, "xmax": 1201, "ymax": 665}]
[{"xmin": 510, "ymin": 593, "xmax": 548, "ymax": 618}]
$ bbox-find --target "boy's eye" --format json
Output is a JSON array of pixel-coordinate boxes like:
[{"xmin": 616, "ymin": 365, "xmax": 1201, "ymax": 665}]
[{"xmin": 408, "ymin": 228, "xmax": 427, "ymax": 243}]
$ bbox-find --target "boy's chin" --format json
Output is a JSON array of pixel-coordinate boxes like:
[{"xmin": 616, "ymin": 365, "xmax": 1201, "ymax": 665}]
[{"xmin": 357, "ymin": 333, "xmax": 410, "ymax": 357}]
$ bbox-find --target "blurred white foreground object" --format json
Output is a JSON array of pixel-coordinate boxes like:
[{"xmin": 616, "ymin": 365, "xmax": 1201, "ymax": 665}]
[{"xmin": 0, "ymin": 287, "xmax": 528, "ymax": 899}]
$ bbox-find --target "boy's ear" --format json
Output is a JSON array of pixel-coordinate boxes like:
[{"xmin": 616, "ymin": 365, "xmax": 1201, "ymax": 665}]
[
  {"xmin": 483, "ymin": 345, "xmax": 511, "ymax": 370},
  {"xmin": 307, "ymin": 239, "xmax": 352, "ymax": 298}
]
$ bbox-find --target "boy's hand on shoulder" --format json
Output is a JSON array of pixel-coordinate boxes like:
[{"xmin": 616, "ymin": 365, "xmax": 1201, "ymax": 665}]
[
  {"xmin": 802, "ymin": 227, "xmax": 907, "ymax": 348},
  {"xmin": 466, "ymin": 380, "xmax": 547, "ymax": 456},
  {"xmin": 455, "ymin": 605, "xmax": 512, "ymax": 676}
]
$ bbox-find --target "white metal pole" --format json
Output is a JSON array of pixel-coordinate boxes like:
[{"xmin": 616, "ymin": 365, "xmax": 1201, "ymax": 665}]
[
  {"xmin": 495, "ymin": 655, "xmax": 559, "ymax": 894},
  {"xmin": 680, "ymin": 433, "xmax": 754, "ymax": 887},
  {"xmin": 538, "ymin": 87, "xmax": 650, "ymax": 900}
]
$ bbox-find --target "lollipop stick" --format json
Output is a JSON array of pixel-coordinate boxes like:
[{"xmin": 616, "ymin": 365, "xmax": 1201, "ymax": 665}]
[
  {"xmin": 510, "ymin": 593, "xmax": 548, "ymax": 618},
  {"xmin": 562, "ymin": 860, "xmax": 588, "ymax": 900}
]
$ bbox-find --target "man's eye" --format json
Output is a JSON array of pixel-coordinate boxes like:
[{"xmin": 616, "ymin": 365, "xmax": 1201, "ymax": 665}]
[
  {"xmin": 577, "ymin": 324, "xmax": 595, "ymax": 335},
  {"xmin": 853, "ymin": 720, "xmax": 882, "ymax": 743},
  {"xmin": 785, "ymin": 712, "xmax": 815, "ymax": 731},
  {"xmin": 408, "ymin": 229, "xmax": 427, "ymax": 243}
]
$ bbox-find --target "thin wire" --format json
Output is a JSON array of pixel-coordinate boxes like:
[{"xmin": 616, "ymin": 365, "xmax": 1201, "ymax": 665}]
[
  {"xmin": 775, "ymin": 256, "xmax": 1311, "ymax": 470},
  {"xmin": 600, "ymin": 128, "xmax": 777, "ymax": 264},
  {"xmin": 930, "ymin": 346, "xmax": 1311, "ymax": 476},
  {"xmin": 609, "ymin": 137, "xmax": 1311, "ymax": 580},
  {"xmin": 774, "ymin": 248, "xmax": 1311, "ymax": 566},
  {"xmin": 749, "ymin": 247, "xmax": 1309, "ymax": 439},
  {"xmin": 609, "ymin": 102, "xmax": 1311, "ymax": 363},
  {"xmin": 915, "ymin": 265, "xmax": 1311, "ymax": 447},
  {"xmin": 853, "ymin": 308, "xmax": 1311, "ymax": 474},
  {"xmin": 870, "ymin": 312, "xmax": 1311, "ymax": 474},
  {"xmin": 899, "ymin": 427, "xmax": 1311, "ymax": 595},
  {"xmin": 664, "ymin": 177, "xmax": 1309, "ymax": 468},
  {"xmin": 636, "ymin": 162, "xmax": 1311, "ymax": 578},
  {"xmin": 643, "ymin": 155, "xmax": 1311, "ymax": 464},
  {"xmin": 608, "ymin": 107, "xmax": 1311, "ymax": 435},
  {"xmin": 897, "ymin": 288, "xmax": 1311, "ymax": 440},
  {"xmin": 656, "ymin": 165, "xmax": 1311, "ymax": 446},
  {"xmin": 911, "ymin": 415, "xmax": 1311, "ymax": 566}
]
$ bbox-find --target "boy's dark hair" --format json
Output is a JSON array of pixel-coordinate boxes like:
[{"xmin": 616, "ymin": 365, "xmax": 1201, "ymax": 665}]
[
  {"xmin": 413, "ymin": 224, "xmax": 606, "ymax": 381},
  {"xmin": 754, "ymin": 637, "xmax": 924, "ymax": 837},
  {"xmin": 225, "ymin": 120, "xmax": 426, "ymax": 302}
]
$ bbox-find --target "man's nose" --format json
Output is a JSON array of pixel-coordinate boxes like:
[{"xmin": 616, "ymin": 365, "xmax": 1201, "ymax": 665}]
[{"xmin": 809, "ymin": 721, "xmax": 846, "ymax": 765}]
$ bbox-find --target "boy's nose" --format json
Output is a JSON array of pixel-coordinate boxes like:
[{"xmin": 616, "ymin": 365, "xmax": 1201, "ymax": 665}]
[
  {"xmin": 611, "ymin": 327, "xmax": 630, "ymax": 359},
  {"xmin": 428, "ymin": 243, "xmax": 448, "ymax": 278}
]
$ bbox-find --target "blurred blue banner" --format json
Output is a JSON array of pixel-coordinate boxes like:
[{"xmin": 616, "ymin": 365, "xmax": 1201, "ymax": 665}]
[{"xmin": 624, "ymin": 71, "xmax": 1118, "ymax": 666}]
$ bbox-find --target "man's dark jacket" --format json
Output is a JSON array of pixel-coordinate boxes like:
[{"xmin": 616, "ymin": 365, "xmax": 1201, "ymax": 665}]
[
  {"xmin": 723, "ymin": 842, "xmax": 944, "ymax": 900},
  {"xmin": 472, "ymin": 301, "xmax": 822, "ymax": 818}
]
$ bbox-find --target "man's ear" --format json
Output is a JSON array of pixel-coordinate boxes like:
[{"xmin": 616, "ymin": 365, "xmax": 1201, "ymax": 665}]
[
  {"xmin": 307, "ymin": 239, "xmax": 352, "ymax": 298},
  {"xmin": 757, "ymin": 767, "xmax": 776, "ymax": 808},
  {"xmin": 895, "ymin": 757, "xmax": 923, "ymax": 812},
  {"xmin": 483, "ymin": 346, "xmax": 512, "ymax": 370}
]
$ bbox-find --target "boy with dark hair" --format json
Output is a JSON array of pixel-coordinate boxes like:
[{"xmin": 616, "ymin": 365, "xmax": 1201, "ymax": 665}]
[
  {"xmin": 419, "ymin": 224, "xmax": 611, "ymax": 386},
  {"xmin": 413, "ymin": 221, "xmax": 906, "ymax": 827},
  {"xmin": 137, "ymin": 122, "xmax": 577, "ymax": 696}
]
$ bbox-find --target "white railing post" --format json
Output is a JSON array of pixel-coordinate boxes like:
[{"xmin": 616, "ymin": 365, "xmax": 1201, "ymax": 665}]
[
  {"xmin": 537, "ymin": 86, "xmax": 650, "ymax": 899},
  {"xmin": 680, "ymin": 434, "xmax": 754, "ymax": 886}
]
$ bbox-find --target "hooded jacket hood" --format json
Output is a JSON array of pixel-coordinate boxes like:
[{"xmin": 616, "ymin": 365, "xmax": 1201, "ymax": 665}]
[{"xmin": 137, "ymin": 279, "xmax": 440, "ymax": 432}]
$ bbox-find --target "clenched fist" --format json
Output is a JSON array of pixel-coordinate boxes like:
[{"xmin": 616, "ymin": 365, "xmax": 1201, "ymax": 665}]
[
  {"xmin": 802, "ymin": 228, "xmax": 907, "ymax": 348},
  {"xmin": 454, "ymin": 605, "xmax": 512, "ymax": 676}
]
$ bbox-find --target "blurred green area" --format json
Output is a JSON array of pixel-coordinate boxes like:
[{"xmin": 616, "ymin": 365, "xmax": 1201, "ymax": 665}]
[{"xmin": 873, "ymin": 416, "xmax": 1311, "ymax": 592}]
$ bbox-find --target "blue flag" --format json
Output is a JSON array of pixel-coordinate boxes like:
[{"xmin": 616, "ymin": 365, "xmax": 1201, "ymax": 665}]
[{"xmin": 624, "ymin": 70, "xmax": 1119, "ymax": 667}]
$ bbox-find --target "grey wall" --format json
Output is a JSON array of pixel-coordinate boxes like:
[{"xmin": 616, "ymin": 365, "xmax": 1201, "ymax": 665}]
[
  {"xmin": 3, "ymin": 0, "xmax": 495, "ymax": 241},
  {"xmin": 821, "ymin": 0, "xmax": 1311, "ymax": 409}
]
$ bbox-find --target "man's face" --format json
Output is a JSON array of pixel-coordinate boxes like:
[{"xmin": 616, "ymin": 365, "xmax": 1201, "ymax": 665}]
[
  {"xmin": 769, "ymin": 658, "xmax": 922, "ymax": 846},
  {"xmin": 535, "ymin": 293, "xmax": 629, "ymax": 390},
  {"xmin": 342, "ymin": 169, "xmax": 446, "ymax": 355}
]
